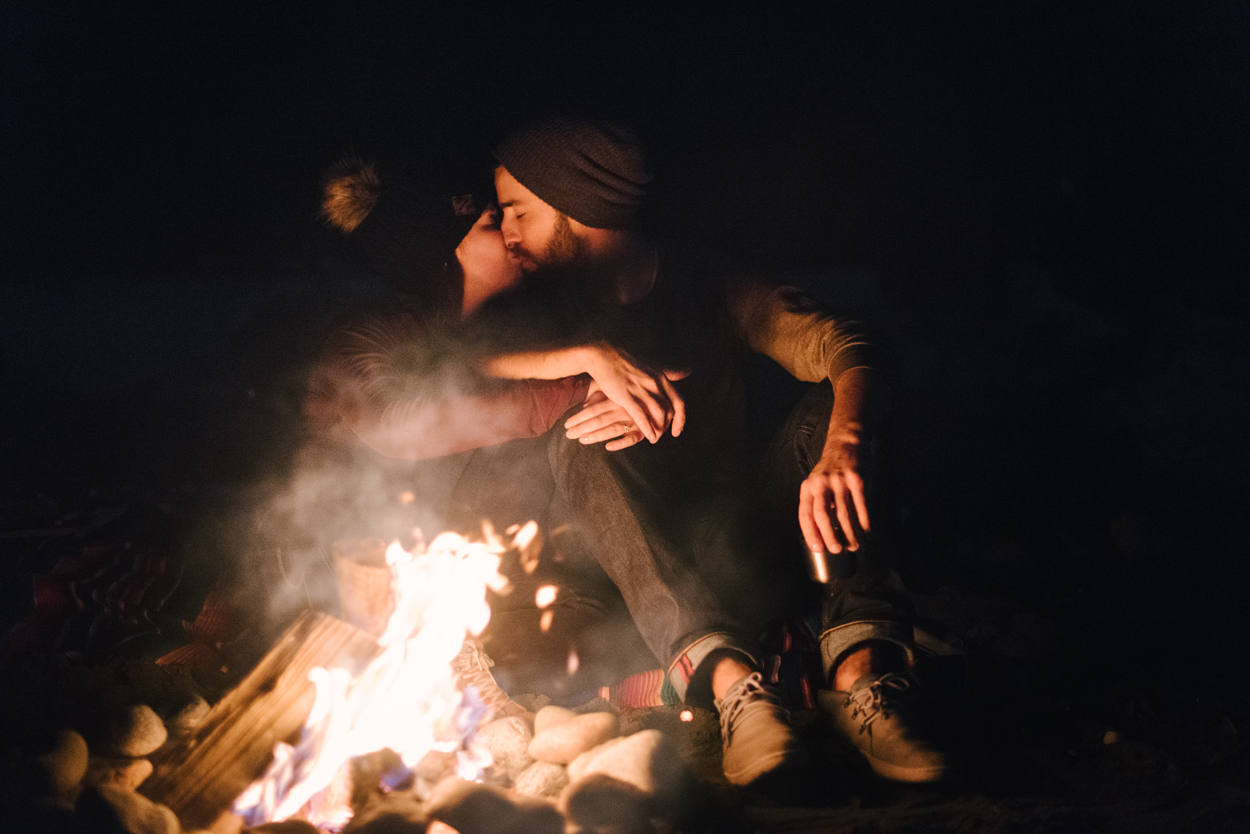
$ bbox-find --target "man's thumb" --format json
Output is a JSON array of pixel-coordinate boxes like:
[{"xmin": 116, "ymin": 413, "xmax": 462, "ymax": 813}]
[{"xmin": 663, "ymin": 369, "xmax": 691, "ymax": 381}]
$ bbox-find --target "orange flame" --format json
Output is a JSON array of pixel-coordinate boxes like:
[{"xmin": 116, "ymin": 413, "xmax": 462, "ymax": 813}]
[{"xmin": 235, "ymin": 529, "xmax": 515, "ymax": 826}]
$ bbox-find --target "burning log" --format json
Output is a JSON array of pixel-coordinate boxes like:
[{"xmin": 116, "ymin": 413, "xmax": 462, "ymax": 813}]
[{"xmin": 140, "ymin": 611, "xmax": 380, "ymax": 830}]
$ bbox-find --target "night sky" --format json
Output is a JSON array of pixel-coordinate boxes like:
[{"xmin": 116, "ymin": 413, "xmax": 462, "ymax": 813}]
[{"xmin": 3, "ymin": 3, "xmax": 1250, "ymax": 647}]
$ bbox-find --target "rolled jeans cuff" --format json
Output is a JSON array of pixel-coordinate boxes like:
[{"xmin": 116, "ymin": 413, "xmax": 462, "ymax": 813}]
[
  {"xmin": 666, "ymin": 632, "xmax": 760, "ymax": 703},
  {"xmin": 819, "ymin": 620, "xmax": 915, "ymax": 680}
]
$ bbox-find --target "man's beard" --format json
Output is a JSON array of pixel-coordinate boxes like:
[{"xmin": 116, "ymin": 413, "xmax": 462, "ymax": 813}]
[{"xmin": 512, "ymin": 213, "xmax": 589, "ymax": 273}]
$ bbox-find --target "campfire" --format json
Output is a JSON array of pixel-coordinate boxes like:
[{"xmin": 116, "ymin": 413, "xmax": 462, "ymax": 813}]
[
  {"xmin": 229, "ymin": 531, "xmax": 509, "ymax": 828},
  {"xmin": 10, "ymin": 521, "xmax": 694, "ymax": 834}
]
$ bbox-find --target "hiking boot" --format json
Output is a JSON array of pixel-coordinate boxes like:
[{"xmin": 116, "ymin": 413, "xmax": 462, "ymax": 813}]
[
  {"xmin": 714, "ymin": 672, "xmax": 808, "ymax": 785},
  {"xmin": 819, "ymin": 672, "xmax": 948, "ymax": 783},
  {"xmin": 452, "ymin": 638, "xmax": 532, "ymax": 720}
]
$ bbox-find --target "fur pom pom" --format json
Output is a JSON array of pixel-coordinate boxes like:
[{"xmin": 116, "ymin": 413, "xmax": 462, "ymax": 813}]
[{"xmin": 321, "ymin": 158, "xmax": 381, "ymax": 233}]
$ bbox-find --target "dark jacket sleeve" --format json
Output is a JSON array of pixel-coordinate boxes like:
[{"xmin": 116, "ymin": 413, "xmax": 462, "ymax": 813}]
[{"xmin": 307, "ymin": 309, "xmax": 588, "ymax": 460}]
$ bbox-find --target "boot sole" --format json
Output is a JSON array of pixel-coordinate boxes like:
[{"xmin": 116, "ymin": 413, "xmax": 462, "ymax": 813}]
[
  {"xmin": 863, "ymin": 753, "xmax": 947, "ymax": 784},
  {"xmin": 724, "ymin": 746, "xmax": 810, "ymax": 786}
]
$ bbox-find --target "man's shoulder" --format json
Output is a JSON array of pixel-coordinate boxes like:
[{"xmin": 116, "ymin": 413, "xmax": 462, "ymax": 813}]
[{"xmin": 654, "ymin": 242, "xmax": 756, "ymax": 296}]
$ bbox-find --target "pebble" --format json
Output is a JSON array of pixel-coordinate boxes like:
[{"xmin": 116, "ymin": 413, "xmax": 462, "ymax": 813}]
[
  {"xmin": 85, "ymin": 756, "xmax": 154, "ymax": 791},
  {"xmin": 93, "ymin": 783, "xmax": 180, "ymax": 834},
  {"xmin": 247, "ymin": 820, "xmax": 323, "ymax": 832},
  {"xmin": 533, "ymin": 705, "xmax": 577, "ymax": 735},
  {"xmin": 336, "ymin": 792, "xmax": 425, "ymax": 832},
  {"xmin": 36, "ymin": 729, "xmax": 89, "ymax": 807},
  {"xmin": 414, "ymin": 749, "xmax": 458, "ymax": 786},
  {"xmin": 476, "ymin": 716, "xmax": 535, "ymax": 780},
  {"xmin": 512, "ymin": 760, "xmax": 570, "ymax": 798},
  {"xmin": 100, "ymin": 704, "xmax": 168, "ymax": 758},
  {"xmin": 528, "ymin": 711, "xmax": 619, "ymax": 764},
  {"xmin": 561, "ymin": 773, "xmax": 655, "ymax": 834},
  {"xmin": 566, "ymin": 729, "xmax": 685, "ymax": 800},
  {"xmin": 166, "ymin": 694, "xmax": 210, "ymax": 738},
  {"xmin": 426, "ymin": 778, "xmax": 563, "ymax": 834}
]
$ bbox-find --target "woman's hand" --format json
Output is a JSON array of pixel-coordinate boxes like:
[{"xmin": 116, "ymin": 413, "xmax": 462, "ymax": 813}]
[{"xmin": 564, "ymin": 384, "xmax": 647, "ymax": 450}]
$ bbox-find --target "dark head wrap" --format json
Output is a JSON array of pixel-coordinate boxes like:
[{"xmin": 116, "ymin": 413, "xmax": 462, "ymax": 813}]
[{"xmin": 493, "ymin": 118, "xmax": 652, "ymax": 229}]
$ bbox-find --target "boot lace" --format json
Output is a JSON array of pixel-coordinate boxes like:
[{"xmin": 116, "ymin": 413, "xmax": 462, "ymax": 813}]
[
  {"xmin": 718, "ymin": 672, "xmax": 786, "ymax": 743},
  {"xmin": 845, "ymin": 672, "xmax": 913, "ymax": 735},
  {"xmin": 451, "ymin": 638, "xmax": 525, "ymax": 718}
]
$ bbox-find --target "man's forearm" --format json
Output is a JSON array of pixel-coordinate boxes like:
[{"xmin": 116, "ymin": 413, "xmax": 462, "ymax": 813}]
[
  {"xmin": 483, "ymin": 344, "xmax": 602, "ymax": 380},
  {"xmin": 824, "ymin": 367, "xmax": 889, "ymax": 456},
  {"xmin": 830, "ymin": 368, "xmax": 888, "ymax": 430}
]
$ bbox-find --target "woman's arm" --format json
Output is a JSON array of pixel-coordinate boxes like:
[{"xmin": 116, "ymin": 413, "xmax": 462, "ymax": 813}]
[
  {"xmin": 314, "ymin": 311, "xmax": 588, "ymax": 460},
  {"xmin": 348, "ymin": 377, "xmax": 588, "ymax": 459}
]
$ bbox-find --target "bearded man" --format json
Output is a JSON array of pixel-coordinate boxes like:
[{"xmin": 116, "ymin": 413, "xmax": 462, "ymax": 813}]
[{"xmin": 480, "ymin": 118, "xmax": 950, "ymax": 786}]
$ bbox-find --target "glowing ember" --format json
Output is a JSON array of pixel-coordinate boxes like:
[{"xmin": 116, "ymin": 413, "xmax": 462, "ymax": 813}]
[
  {"xmin": 234, "ymin": 529, "xmax": 513, "ymax": 827},
  {"xmin": 567, "ymin": 649, "xmax": 579, "ymax": 675},
  {"xmin": 680, "ymin": 709, "xmax": 694, "ymax": 723},
  {"xmin": 399, "ymin": 491, "xmax": 415, "ymax": 504},
  {"xmin": 514, "ymin": 520, "xmax": 542, "ymax": 574},
  {"xmin": 539, "ymin": 609, "xmax": 555, "ymax": 633},
  {"xmin": 535, "ymin": 584, "xmax": 558, "ymax": 608}
]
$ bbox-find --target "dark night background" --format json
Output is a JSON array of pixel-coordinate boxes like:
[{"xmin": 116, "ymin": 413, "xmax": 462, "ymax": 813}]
[{"xmin": 3, "ymin": 1, "xmax": 1250, "ymax": 825}]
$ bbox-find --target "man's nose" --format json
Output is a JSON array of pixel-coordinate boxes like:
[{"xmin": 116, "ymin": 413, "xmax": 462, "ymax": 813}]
[{"xmin": 500, "ymin": 215, "xmax": 521, "ymax": 246}]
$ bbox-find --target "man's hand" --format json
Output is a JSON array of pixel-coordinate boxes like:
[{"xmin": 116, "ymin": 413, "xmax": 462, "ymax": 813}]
[
  {"xmin": 582, "ymin": 343, "xmax": 688, "ymax": 444},
  {"xmin": 564, "ymin": 384, "xmax": 646, "ymax": 450},
  {"xmin": 798, "ymin": 420, "xmax": 870, "ymax": 554}
]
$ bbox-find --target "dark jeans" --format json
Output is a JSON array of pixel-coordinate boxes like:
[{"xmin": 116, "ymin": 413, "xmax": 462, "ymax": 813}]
[
  {"xmin": 265, "ymin": 379, "xmax": 913, "ymax": 699},
  {"xmin": 545, "ymin": 423, "xmax": 760, "ymax": 703},
  {"xmin": 534, "ymin": 379, "xmax": 917, "ymax": 699},
  {"xmin": 760, "ymin": 381, "xmax": 915, "ymax": 677}
]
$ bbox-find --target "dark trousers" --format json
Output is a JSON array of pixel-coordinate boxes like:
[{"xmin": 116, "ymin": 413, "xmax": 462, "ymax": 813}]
[
  {"xmin": 538, "ymin": 379, "xmax": 916, "ymax": 700},
  {"xmin": 760, "ymin": 381, "xmax": 915, "ymax": 676},
  {"xmin": 545, "ymin": 423, "xmax": 760, "ymax": 703}
]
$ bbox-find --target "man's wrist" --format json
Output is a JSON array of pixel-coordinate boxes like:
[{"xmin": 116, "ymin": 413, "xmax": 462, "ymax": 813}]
[{"xmin": 576, "ymin": 342, "xmax": 609, "ymax": 376}]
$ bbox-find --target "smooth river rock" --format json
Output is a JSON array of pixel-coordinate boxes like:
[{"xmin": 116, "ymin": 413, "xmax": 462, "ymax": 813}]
[
  {"xmin": 85, "ymin": 756, "xmax": 154, "ymax": 791},
  {"xmin": 567, "ymin": 735, "xmax": 685, "ymax": 800},
  {"xmin": 99, "ymin": 704, "xmax": 168, "ymax": 758},
  {"xmin": 533, "ymin": 705, "xmax": 576, "ymax": 735},
  {"xmin": 561, "ymin": 730, "xmax": 686, "ymax": 834},
  {"xmin": 92, "ymin": 784, "xmax": 180, "ymax": 834},
  {"xmin": 36, "ymin": 729, "xmax": 89, "ymax": 808},
  {"xmin": 166, "ymin": 694, "xmax": 210, "ymax": 738},
  {"xmin": 561, "ymin": 773, "xmax": 656, "ymax": 834},
  {"xmin": 425, "ymin": 778, "xmax": 563, "ymax": 834},
  {"xmin": 528, "ymin": 710, "xmax": 619, "ymax": 764}
]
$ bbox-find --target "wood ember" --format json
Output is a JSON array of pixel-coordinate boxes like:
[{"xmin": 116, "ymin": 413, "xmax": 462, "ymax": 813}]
[{"xmin": 140, "ymin": 611, "xmax": 380, "ymax": 831}]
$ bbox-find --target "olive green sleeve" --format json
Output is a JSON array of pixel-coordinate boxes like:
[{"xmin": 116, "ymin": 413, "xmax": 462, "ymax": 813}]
[{"xmin": 728, "ymin": 279, "xmax": 878, "ymax": 384}]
